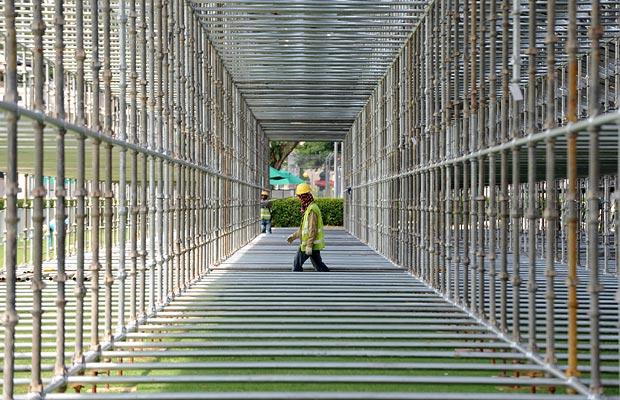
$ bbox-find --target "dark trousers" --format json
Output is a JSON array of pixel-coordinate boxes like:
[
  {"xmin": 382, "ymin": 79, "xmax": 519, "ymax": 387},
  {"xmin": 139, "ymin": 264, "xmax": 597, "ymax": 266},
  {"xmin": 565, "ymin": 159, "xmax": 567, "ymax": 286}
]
[{"xmin": 293, "ymin": 249, "xmax": 329, "ymax": 272}]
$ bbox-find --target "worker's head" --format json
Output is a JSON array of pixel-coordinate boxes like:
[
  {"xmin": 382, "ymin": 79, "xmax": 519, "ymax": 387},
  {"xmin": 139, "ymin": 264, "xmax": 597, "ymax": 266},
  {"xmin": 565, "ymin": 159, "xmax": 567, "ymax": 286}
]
[
  {"xmin": 296, "ymin": 183, "xmax": 314, "ymax": 212},
  {"xmin": 295, "ymin": 183, "xmax": 312, "ymax": 197},
  {"xmin": 260, "ymin": 190, "xmax": 269, "ymax": 200}
]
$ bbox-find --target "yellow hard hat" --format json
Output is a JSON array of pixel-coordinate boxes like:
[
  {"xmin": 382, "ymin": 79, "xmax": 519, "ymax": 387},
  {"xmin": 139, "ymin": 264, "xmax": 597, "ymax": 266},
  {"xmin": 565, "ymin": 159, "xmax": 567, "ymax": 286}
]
[
  {"xmin": 295, "ymin": 183, "xmax": 312, "ymax": 196},
  {"xmin": 261, "ymin": 190, "xmax": 269, "ymax": 196}
]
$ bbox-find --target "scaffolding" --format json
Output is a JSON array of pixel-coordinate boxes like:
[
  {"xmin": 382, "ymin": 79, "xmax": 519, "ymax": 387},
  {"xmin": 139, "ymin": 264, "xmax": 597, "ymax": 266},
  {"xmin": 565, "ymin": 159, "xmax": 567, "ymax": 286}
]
[
  {"xmin": 0, "ymin": 0, "xmax": 266, "ymax": 397},
  {"xmin": 0, "ymin": 0, "xmax": 618, "ymax": 399},
  {"xmin": 343, "ymin": 0, "xmax": 619, "ymax": 397}
]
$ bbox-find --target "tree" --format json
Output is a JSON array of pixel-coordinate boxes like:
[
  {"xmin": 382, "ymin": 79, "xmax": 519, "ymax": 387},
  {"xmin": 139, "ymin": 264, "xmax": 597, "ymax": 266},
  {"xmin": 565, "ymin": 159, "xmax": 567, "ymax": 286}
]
[
  {"xmin": 293, "ymin": 142, "xmax": 333, "ymax": 169},
  {"xmin": 269, "ymin": 141, "xmax": 299, "ymax": 169}
]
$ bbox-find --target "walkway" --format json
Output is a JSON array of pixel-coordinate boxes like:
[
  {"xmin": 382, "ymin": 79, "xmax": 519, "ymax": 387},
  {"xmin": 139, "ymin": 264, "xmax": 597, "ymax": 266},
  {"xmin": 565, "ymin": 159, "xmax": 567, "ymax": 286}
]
[{"xmin": 7, "ymin": 229, "xmax": 614, "ymax": 399}]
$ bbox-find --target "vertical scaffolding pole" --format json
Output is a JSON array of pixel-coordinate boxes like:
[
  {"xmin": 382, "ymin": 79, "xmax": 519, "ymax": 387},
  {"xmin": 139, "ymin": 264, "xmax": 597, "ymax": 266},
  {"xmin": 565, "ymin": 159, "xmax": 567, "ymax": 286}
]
[
  {"xmin": 498, "ymin": 0, "xmax": 510, "ymax": 334},
  {"xmin": 117, "ymin": 0, "xmax": 128, "ymax": 335},
  {"xmin": 129, "ymin": 0, "xmax": 139, "ymax": 324},
  {"xmin": 30, "ymin": 0, "xmax": 45, "ymax": 392},
  {"xmin": 461, "ymin": 0, "xmax": 470, "ymax": 308},
  {"xmin": 487, "ymin": 0, "xmax": 498, "ymax": 326},
  {"xmin": 586, "ymin": 0, "xmax": 602, "ymax": 393},
  {"xmin": 2, "ymin": 0, "xmax": 18, "ymax": 395},
  {"xmin": 74, "ymin": 0, "xmax": 87, "ymax": 362},
  {"xmin": 565, "ymin": 0, "xmax": 579, "ymax": 381},
  {"xmin": 476, "ymin": 0, "xmax": 486, "ymax": 318},
  {"xmin": 164, "ymin": 0, "xmax": 172, "ymax": 300},
  {"xmin": 139, "ymin": 0, "xmax": 148, "ymax": 317},
  {"xmin": 510, "ymin": 0, "xmax": 523, "ymax": 343},
  {"xmin": 54, "ymin": 0, "xmax": 68, "ymax": 375},
  {"xmin": 469, "ymin": 0, "xmax": 478, "ymax": 310},
  {"xmin": 526, "ymin": 0, "xmax": 538, "ymax": 354},
  {"xmin": 90, "ymin": 0, "xmax": 102, "ymax": 352},
  {"xmin": 174, "ymin": 0, "xmax": 183, "ymax": 294},
  {"xmin": 102, "ymin": 0, "xmax": 114, "ymax": 344},
  {"xmin": 149, "ymin": 0, "xmax": 157, "ymax": 313},
  {"xmin": 544, "ymin": 0, "xmax": 557, "ymax": 367},
  {"xmin": 451, "ymin": 0, "xmax": 461, "ymax": 302},
  {"xmin": 156, "ymin": 0, "xmax": 165, "ymax": 304}
]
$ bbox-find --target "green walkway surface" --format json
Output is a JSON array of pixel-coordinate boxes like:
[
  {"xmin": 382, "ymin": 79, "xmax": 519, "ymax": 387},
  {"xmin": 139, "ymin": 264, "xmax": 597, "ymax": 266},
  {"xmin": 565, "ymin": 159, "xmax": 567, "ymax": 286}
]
[{"xmin": 3, "ymin": 229, "xmax": 618, "ymax": 399}]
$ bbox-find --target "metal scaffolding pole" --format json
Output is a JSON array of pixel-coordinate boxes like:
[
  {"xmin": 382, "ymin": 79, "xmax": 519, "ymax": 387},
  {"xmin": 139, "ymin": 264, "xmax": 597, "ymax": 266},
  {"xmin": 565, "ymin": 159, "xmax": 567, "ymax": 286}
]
[
  {"xmin": 342, "ymin": 1, "xmax": 619, "ymax": 398},
  {"xmin": 0, "ymin": 0, "xmax": 618, "ymax": 399}
]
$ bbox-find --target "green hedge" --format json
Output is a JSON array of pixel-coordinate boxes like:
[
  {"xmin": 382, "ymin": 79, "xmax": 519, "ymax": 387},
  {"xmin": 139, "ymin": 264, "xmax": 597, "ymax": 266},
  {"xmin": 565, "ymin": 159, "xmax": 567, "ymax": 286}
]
[{"xmin": 271, "ymin": 198, "xmax": 343, "ymax": 227}]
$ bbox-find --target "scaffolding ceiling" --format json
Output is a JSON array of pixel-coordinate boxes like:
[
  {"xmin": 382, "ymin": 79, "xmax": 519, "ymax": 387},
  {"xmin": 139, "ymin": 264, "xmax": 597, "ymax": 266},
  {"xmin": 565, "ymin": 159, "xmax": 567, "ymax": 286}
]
[{"xmin": 190, "ymin": 0, "xmax": 428, "ymax": 141}]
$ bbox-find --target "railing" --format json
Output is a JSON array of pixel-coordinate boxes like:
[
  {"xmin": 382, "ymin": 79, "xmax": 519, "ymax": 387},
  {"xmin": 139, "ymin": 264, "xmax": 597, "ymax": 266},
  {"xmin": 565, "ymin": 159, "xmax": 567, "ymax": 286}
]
[
  {"xmin": 343, "ymin": 0, "xmax": 619, "ymax": 398},
  {"xmin": 0, "ymin": 0, "xmax": 268, "ymax": 397}
]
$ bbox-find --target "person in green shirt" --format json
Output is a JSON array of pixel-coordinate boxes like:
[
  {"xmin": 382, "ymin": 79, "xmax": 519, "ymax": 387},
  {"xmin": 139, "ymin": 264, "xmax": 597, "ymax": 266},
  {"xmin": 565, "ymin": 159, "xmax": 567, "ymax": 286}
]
[
  {"xmin": 260, "ymin": 190, "xmax": 272, "ymax": 234},
  {"xmin": 286, "ymin": 183, "xmax": 329, "ymax": 272}
]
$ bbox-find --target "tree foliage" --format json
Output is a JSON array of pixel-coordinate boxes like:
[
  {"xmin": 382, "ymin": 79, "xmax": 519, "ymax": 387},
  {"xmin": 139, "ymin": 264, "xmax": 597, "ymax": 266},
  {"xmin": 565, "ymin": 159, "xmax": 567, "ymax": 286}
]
[
  {"xmin": 293, "ymin": 142, "xmax": 334, "ymax": 169},
  {"xmin": 269, "ymin": 141, "xmax": 299, "ymax": 169}
]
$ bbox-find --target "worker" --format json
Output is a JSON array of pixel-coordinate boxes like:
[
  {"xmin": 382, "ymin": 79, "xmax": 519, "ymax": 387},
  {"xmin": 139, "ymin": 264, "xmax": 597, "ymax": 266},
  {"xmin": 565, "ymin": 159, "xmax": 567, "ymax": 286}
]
[
  {"xmin": 286, "ymin": 183, "xmax": 329, "ymax": 272},
  {"xmin": 260, "ymin": 190, "xmax": 272, "ymax": 234}
]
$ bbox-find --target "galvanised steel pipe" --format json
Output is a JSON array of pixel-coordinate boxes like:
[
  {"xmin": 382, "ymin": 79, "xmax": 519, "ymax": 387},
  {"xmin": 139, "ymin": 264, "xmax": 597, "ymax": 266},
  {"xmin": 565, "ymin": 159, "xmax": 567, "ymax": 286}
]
[
  {"xmin": 139, "ymin": 0, "xmax": 148, "ymax": 318},
  {"xmin": 342, "ymin": 1, "xmax": 619, "ymax": 398},
  {"xmin": 30, "ymin": 0, "xmax": 45, "ymax": 393},
  {"xmin": 89, "ymin": 0, "xmax": 101, "ymax": 354},
  {"xmin": 103, "ymin": 0, "xmax": 114, "ymax": 345},
  {"xmin": 544, "ymin": 0, "xmax": 558, "ymax": 369},
  {"xmin": 53, "ymin": 0, "xmax": 67, "ymax": 377},
  {"xmin": 526, "ymin": 0, "xmax": 538, "ymax": 355},
  {"xmin": 565, "ymin": 0, "xmax": 579, "ymax": 383},
  {"xmin": 148, "ymin": 0, "xmax": 157, "ymax": 314},
  {"xmin": 117, "ymin": 0, "xmax": 128, "ymax": 336},
  {"xmin": 2, "ymin": 0, "xmax": 19, "ymax": 396},
  {"xmin": 487, "ymin": 0, "xmax": 498, "ymax": 328},
  {"xmin": 73, "ymin": 0, "xmax": 87, "ymax": 365},
  {"xmin": 129, "ymin": 0, "xmax": 139, "ymax": 325},
  {"xmin": 156, "ymin": 0, "xmax": 165, "ymax": 306},
  {"xmin": 586, "ymin": 0, "xmax": 602, "ymax": 393}
]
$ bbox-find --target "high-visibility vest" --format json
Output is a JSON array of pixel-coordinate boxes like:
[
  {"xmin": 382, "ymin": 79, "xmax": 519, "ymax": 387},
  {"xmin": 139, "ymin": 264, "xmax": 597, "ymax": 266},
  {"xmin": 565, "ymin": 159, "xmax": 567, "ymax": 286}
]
[
  {"xmin": 260, "ymin": 206, "xmax": 271, "ymax": 220},
  {"xmin": 300, "ymin": 203, "xmax": 325, "ymax": 251}
]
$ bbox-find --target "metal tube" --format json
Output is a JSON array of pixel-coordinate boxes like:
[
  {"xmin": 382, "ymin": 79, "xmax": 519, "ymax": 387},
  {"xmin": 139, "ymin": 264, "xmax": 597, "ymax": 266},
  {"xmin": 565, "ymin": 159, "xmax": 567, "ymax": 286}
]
[
  {"xmin": 526, "ymin": 0, "xmax": 538, "ymax": 354},
  {"xmin": 468, "ymin": 0, "xmax": 478, "ymax": 312},
  {"xmin": 476, "ymin": 0, "xmax": 486, "ymax": 318},
  {"xmin": 102, "ymin": 0, "xmax": 114, "ymax": 344},
  {"xmin": 89, "ymin": 0, "xmax": 101, "ymax": 353},
  {"xmin": 2, "ymin": 0, "xmax": 19, "ymax": 396},
  {"xmin": 510, "ymin": 0, "xmax": 522, "ymax": 344},
  {"xmin": 117, "ymin": 0, "xmax": 128, "ymax": 336},
  {"xmin": 175, "ymin": 0, "xmax": 183, "ymax": 295},
  {"xmin": 586, "ymin": 0, "xmax": 602, "ymax": 393},
  {"xmin": 163, "ymin": 0, "xmax": 172, "ymax": 301},
  {"xmin": 148, "ymin": 0, "xmax": 157, "ymax": 313},
  {"xmin": 451, "ymin": 0, "xmax": 460, "ymax": 303},
  {"xmin": 544, "ymin": 0, "xmax": 557, "ymax": 368},
  {"xmin": 565, "ymin": 0, "xmax": 579, "ymax": 382},
  {"xmin": 156, "ymin": 0, "xmax": 165, "ymax": 305},
  {"xmin": 73, "ymin": 0, "xmax": 87, "ymax": 363},
  {"xmin": 54, "ymin": 0, "xmax": 68, "ymax": 376},
  {"xmin": 129, "ymin": 0, "xmax": 139, "ymax": 325},
  {"xmin": 30, "ymin": 0, "xmax": 46, "ymax": 392},
  {"xmin": 487, "ymin": 0, "xmax": 497, "ymax": 327},
  {"xmin": 461, "ymin": 0, "xmax": 470, "ymax": 309},
  {"xmin": 139, "ymin": 0, "xmax": 148, "ymax": 318}
]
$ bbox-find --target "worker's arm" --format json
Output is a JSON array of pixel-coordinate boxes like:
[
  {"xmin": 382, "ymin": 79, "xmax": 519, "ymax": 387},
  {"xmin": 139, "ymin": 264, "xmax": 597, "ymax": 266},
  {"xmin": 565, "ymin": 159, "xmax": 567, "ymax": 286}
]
[{"xmin": 287, "ymin": 226, "xmax": 301, "ymax": 244}]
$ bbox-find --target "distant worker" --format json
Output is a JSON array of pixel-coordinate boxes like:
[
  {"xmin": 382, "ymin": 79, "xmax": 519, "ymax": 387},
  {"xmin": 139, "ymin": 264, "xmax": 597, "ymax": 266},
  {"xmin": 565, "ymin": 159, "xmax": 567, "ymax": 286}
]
[
  {"xmin": 286, "ymin": 183, "xmax": 329, "ymax": 272},
  {"xmin": 260, "ymin": 190, "xmax": 272, "ymax": 234}
]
